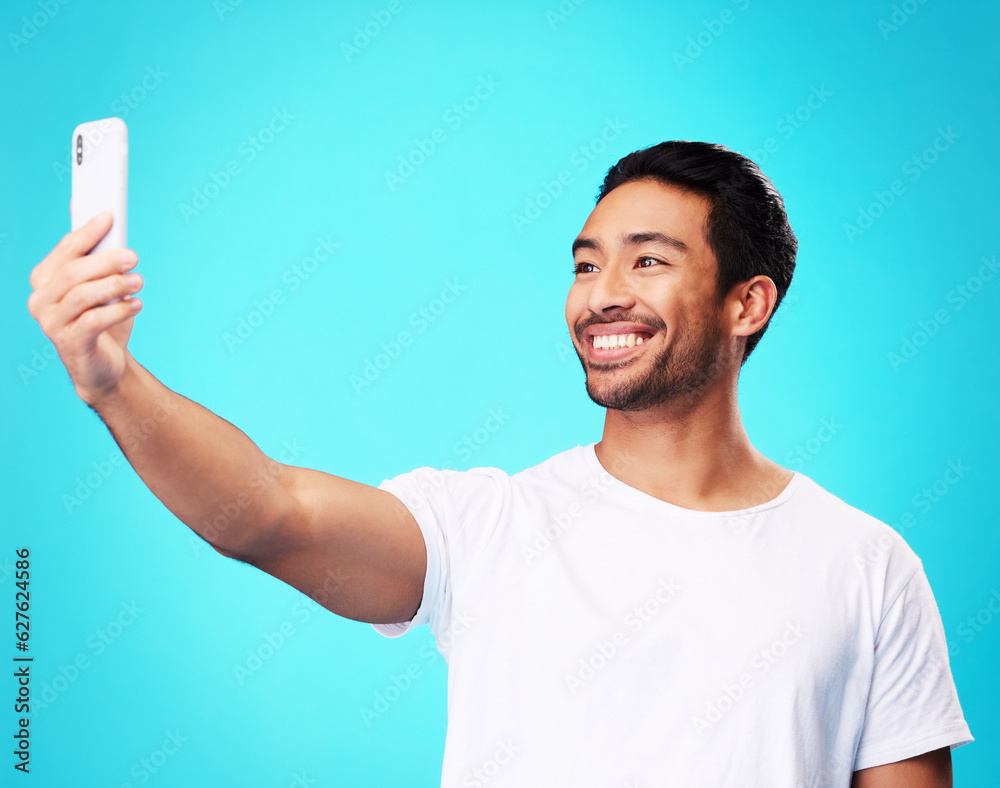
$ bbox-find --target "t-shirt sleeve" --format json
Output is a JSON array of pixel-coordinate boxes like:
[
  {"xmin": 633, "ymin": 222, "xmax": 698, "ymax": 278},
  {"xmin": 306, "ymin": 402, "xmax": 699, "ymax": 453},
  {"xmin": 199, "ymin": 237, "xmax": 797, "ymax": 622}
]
[
  {"xmin": 853, "ymin": 561, "xmax": 973, "ymax": 770},
  {"xmin": 368, "ymin": 464, "xmax": 510, "ymax": 651}
]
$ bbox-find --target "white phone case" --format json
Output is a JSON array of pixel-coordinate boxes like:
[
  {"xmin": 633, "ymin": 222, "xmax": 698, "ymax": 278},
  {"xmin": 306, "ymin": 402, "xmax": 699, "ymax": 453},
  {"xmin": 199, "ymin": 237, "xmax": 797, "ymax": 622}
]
[{"xmin": 70, "ymin": 117, "xmax": 128, "ymax": 254}]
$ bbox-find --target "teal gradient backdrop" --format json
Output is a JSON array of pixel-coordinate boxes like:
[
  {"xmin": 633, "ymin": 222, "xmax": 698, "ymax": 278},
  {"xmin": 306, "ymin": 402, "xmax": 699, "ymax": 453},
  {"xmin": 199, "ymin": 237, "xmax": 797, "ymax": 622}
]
[{"xmin": 2, "ymin": 0, "xmax": 998, "ymax": 785}]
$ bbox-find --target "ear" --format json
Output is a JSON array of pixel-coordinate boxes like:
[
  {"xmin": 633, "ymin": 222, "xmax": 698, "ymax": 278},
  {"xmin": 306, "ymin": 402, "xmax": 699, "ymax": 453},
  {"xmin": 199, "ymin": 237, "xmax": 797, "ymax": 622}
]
[{"xmin": 726, "ymin": 275, "xmax": 777, "ymax": 340}]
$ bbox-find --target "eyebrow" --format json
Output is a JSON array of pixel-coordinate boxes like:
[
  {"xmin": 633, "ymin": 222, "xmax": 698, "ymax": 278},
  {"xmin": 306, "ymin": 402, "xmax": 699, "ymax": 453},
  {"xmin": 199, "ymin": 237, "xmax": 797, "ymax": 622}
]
[{"xmin": 571, "ymin": 230, "xmax": 689, "ymax": 256}]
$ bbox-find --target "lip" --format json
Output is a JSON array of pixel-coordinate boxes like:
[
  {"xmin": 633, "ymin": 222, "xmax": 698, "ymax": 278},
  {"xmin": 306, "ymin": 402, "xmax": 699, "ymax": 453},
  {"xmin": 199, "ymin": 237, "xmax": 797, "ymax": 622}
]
[{"xmin": 583, "ymin": 322, "xmax": 657, "ymax": 340}]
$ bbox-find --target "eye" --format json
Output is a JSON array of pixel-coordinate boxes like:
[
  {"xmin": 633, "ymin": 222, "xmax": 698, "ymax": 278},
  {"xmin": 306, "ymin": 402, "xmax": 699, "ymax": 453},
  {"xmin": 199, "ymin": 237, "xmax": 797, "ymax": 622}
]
[
  {"xmin": 637, "ymin": 256, "xmax": 664, "ymax": 268},
  {"xmin": 573, "ymin": 262, "xmax": 597, "ymax": 275}
]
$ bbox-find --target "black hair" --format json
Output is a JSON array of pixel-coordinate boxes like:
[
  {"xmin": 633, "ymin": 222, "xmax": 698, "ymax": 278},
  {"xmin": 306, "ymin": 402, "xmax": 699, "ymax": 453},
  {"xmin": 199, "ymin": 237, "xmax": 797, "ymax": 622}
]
[{"xmin": 596, "ymin": 141, "xmax": 797, "ymax": 363}]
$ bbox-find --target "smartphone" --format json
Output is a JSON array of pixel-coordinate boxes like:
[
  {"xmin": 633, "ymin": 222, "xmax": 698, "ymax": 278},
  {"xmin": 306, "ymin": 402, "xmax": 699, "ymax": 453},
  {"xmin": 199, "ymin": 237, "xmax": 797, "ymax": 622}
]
[{"xmin": 71, "ymin": 117, "xmax": 129, "ymax": 301}]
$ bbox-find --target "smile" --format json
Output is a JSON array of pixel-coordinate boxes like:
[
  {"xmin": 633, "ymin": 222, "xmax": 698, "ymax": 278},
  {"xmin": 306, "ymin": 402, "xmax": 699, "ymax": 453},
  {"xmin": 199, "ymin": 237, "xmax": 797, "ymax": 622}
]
[
  {"xmin": 592, "ymin": 333, "xmax": 646, "ymax": 350},
  {"xmin": 585, "ymin": 327, "xmax": 657, "ymax": 359}
]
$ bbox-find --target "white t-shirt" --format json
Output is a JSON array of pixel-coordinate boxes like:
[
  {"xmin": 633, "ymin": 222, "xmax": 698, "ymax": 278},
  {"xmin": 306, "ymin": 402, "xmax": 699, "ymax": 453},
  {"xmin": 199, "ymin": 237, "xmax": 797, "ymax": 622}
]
[{"xmin": 373, "ymin": 443, "xmax": 972, "ymax": 787}]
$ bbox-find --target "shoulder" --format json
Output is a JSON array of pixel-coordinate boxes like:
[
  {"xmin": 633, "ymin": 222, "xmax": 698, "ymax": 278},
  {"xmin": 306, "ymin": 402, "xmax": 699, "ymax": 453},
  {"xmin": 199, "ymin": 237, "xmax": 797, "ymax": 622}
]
[
  {"xmin": 377, "ymin": 444, "xmax": 594, "ymax": 521},
  {"xmin": 512, "ymin": 443, "xmax": 592, "ymax": 483},
  {"xmin": 377, "ymin": 443, "xmax": 588, "ymax": 505},
  {"xmin": 378, "ymin": 462, "xmax": 511, "ymax": 512},
  {"xmin": 790, "ymin": 472, "xmax": 924, "ymax": 601}
]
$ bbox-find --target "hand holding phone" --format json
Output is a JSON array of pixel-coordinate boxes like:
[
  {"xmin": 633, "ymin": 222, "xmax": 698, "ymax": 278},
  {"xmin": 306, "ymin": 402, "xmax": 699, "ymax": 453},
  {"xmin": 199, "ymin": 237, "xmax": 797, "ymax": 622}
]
[
  {"xmin": 24, "ymin": 117, "xmax": 143, "ymax": 405},
  {"xmin": 71, "ymin": 117, "xmax": 128, "ymax": 302}
]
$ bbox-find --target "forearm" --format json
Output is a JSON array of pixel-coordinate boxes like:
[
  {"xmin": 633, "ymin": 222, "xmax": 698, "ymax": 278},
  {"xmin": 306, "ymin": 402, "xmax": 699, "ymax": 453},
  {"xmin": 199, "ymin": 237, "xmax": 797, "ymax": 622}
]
[{"xmin": 81, "ymin": 353, "xmax": 294, "ymax": 558}]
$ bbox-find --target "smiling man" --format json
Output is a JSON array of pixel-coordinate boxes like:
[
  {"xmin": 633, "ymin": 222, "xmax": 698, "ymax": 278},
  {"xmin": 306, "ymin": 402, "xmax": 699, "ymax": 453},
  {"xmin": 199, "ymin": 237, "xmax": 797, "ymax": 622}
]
[{"xmin": 28, "ymin": 140, "xmax": 971, "ymax": 787}]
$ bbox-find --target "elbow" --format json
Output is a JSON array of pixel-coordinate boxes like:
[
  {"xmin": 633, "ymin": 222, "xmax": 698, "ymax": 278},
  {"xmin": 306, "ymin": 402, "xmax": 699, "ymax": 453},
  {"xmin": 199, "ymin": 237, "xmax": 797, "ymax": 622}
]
[{"xmin": 209, "ymin": 463, "xmax": 300, "ymax": 561}]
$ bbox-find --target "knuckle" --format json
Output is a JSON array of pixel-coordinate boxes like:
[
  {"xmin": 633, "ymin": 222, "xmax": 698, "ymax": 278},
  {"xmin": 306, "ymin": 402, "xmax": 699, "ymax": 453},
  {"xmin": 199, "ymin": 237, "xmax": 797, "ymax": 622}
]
[
  {"xmin": 49, "ymin": 265, "xmax": 68, "ymax": 292},
  {"xmin": 38, "ymin": 313, "xmax": 53, "ymax": 337},
  {"xmin": 110, "ymin": 273, "xmax": 129, "ymax": 294},
  {"xmin": 66, "ymin": 285, "xmax": 87, "ymax": 312}
]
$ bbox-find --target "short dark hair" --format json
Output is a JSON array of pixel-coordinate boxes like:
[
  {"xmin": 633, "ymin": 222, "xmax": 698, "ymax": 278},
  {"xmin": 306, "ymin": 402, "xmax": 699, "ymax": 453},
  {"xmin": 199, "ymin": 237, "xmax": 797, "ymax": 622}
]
[{"xmin": 596, "ymin": 141, "xmax": 797, "ymax": 363}]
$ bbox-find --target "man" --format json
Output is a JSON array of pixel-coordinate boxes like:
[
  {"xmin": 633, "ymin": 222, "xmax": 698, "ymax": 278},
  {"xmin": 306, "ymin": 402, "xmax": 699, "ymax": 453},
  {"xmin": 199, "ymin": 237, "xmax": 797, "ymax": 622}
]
[{"xmin": 28, "ymin": 140, "xmax": 971, "ymax": 786}]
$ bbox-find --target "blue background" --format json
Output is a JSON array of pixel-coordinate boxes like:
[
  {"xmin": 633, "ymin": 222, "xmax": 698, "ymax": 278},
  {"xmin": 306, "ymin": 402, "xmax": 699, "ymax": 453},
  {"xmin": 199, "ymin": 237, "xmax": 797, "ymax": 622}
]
[{"xmin": 2, "ymin": 0, "xmax": 997, "ymax": 784}]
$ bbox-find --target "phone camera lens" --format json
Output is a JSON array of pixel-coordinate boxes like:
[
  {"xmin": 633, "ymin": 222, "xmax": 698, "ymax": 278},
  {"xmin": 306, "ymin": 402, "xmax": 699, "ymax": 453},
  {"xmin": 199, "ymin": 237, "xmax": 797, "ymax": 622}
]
[{"xmin": 76, "ymin": 134, "xmax": 83, "ymax": 165}]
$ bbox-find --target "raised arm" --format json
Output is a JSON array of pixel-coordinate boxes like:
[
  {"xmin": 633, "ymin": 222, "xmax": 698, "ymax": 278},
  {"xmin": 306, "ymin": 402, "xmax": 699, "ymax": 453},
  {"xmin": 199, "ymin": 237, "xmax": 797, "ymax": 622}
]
[{"xmin": 26, "ymin": 212, "xmax": 426, "ymax": 624}]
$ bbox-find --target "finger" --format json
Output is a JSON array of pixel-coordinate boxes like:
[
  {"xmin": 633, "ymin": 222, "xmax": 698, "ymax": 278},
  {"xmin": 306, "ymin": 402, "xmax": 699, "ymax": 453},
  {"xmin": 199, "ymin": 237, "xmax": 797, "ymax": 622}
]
[
  {"xmin": 50, "ymin": 271, "xmax": 143, "ymax": 331},
  {"xmin": 55, "ymin": 297, "xmax": 142, "ymax": 354},
  {"xmin": 29, "ymin": 247, "xmax": 137, "ymax": 316},
  {"xmin": 30, "ymin": 211, "xmax": 115, "ymax": 292}
]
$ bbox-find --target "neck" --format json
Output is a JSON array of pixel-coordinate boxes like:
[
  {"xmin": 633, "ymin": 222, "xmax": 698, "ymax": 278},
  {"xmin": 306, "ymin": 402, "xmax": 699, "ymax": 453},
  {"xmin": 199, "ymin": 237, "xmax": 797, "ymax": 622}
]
[{"xmin": 594, "ymin": 373, "xmax": 792, "ymax": 511}]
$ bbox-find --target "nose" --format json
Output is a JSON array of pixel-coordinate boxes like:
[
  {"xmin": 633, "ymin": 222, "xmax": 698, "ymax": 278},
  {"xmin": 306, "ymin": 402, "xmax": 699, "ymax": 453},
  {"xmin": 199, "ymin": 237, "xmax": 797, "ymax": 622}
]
[{"xmin": 586, "ymin": 260, "xmax": 635, "ymax": 314}]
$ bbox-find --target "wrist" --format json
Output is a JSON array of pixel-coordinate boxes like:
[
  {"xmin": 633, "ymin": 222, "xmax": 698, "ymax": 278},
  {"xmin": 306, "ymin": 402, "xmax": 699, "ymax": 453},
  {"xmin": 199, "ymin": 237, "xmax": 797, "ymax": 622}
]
[{"xmin": 75, "ymin": 353, "xmax": 139, "ymax": 410}]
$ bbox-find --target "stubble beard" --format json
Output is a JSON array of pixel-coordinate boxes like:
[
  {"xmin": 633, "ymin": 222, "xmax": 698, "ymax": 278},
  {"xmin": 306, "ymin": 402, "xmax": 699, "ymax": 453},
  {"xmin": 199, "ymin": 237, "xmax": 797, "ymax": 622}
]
[{"xmin": 576, "ymin": 311, "xmax": 726, "ymax": 412}]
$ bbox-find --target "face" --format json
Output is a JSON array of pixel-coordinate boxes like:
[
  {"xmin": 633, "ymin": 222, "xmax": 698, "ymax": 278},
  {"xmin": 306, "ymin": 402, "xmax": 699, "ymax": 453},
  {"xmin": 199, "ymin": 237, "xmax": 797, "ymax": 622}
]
[{"xmin": 565, "ymin": 179, "xmax": 730, "ymax": 412}]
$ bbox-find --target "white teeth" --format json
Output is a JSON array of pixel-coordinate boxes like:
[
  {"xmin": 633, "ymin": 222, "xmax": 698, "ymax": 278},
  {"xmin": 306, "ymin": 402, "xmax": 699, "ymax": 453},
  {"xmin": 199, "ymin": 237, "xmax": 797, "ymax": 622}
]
[{"xmin": 592, "ymin": 332, "xmax": 647, "ymax": 349}]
